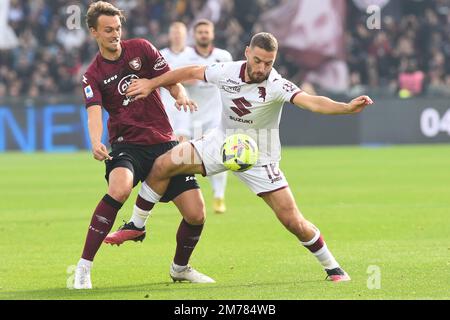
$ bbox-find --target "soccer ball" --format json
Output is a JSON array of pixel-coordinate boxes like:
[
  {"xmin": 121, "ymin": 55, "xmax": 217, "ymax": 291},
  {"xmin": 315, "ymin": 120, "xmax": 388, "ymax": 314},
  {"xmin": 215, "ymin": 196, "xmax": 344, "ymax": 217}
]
[{"xmin": 221, "ymin": 134, "xmax": 258, "ymax": 172}]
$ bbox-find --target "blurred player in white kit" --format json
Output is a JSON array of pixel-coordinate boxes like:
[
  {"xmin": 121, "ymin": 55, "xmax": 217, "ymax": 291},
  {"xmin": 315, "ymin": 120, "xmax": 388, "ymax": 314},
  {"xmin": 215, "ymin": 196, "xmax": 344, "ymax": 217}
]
[
  {"xmin": 160, "ymin": 22, "xmax": 194, "ymax": 141},
  {"xmin": 162, "ymin": 20, "xmax": 233, "ymax": 213}
]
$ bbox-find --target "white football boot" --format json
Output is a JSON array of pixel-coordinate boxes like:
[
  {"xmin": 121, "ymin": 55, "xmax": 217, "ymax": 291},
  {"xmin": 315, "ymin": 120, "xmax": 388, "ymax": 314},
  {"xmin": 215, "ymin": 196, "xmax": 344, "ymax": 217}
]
[
  {"xmin": 170, "ymin": 264, "xmax": 215, "ymax": 283},
  {"xmin": 73, "ymin": 265, "xmax": 92, "ymax": 289}
]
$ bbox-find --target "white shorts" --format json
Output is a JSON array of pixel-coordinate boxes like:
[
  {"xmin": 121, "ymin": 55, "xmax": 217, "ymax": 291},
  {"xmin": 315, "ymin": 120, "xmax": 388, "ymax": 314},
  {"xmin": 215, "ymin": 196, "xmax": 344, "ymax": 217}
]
[
  {"xmin": 190, "ymin": 118, "xmax": 220, "ymax": 140},
  {"xmin": 165, "ymin": 104, "xmax": 192, "ymax": 137},
  {"xmin": 191, "ymin": 130, "xmax": 289, "ymax": 196}
]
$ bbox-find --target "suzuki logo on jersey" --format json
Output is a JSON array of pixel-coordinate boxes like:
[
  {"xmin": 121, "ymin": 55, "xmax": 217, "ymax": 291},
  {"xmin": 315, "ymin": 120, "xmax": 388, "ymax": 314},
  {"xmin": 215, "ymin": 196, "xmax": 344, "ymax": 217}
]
[
  {"xmin": 153, "ymin": 56, "xmax": 168, "ymax": 71},
  {"xmin": 129, "ymin": 57, "xmax": 142, "ymax": 71},
  {"xmin": 231, "ymin": 97, "xmax": 252, "ymax": 117},
  {"xmin": 258, "ymin": 87, "xmax": 267, "ymax": 102}
]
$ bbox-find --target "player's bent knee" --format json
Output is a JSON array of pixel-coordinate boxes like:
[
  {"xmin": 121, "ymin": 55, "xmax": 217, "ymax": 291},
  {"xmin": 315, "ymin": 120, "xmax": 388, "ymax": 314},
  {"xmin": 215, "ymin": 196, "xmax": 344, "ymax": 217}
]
[
  {"xmin": 185, "ymin": 204, "xmax": 206, "ymax": 225},
  {"xmin": 108, "ymin": 186, "xmax": 132, "ymax": 203},
  {"xmin": 186, "ymin": 215, "xmax": 206, "ymax": 226}
]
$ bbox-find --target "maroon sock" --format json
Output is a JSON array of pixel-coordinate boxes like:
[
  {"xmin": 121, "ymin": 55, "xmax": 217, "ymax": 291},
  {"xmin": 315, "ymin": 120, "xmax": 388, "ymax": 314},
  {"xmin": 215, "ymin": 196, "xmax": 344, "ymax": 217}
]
[
  {"xmin": 303, "ymin": 235, "xmax": 325, "ymax": 253},
  {"xmin": 173, "ymin": 219, "xmax": 204, "ymax": 266},
  {"xmin": 81, "ymin": 194, "xmax": 123, "ymax": 261},
  {"xmin": 135, "ymin": 194, "xmax": 155, "ymax": 211}
]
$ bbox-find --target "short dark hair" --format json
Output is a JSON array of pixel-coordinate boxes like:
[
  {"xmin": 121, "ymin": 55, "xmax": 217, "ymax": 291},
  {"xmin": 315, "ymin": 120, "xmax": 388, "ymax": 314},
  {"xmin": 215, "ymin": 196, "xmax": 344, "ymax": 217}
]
[
  {"xmin": 86, "ymin": 1, "xmax": 125, "ymax": 30},
  {"xmin": 193, "ymin": 19, "xmax": 214, "ymax": 31},
  {"xmin": 250, "ymin": 33, "xmax": 278, "ymax": 52}
]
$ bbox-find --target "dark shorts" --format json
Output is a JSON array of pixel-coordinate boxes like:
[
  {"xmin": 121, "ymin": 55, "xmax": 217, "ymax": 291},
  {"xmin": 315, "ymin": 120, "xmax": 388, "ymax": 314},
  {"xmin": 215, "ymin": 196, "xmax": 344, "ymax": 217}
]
[{"xmin": 104, "ymin": 141, "xmax": 199, "ymax": 203}]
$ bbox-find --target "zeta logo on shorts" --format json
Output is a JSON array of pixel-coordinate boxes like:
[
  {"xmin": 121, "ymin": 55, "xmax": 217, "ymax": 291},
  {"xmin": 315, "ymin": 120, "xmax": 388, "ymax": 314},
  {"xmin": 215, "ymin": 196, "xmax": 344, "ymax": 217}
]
[{"xmin": 185, "ymin": 176, "xmax": 197, "ymax": 182}]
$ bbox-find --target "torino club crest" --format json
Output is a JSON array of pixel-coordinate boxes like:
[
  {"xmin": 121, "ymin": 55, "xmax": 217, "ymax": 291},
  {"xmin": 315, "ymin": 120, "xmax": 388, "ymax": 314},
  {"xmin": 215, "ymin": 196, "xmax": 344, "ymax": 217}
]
[{"xmin": 258, "ymin": 87, "xmax": 267, "ymax": 102}]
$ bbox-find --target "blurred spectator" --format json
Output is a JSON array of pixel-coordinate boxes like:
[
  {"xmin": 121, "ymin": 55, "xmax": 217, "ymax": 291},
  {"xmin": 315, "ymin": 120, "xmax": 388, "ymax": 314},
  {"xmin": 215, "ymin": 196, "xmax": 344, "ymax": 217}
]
[
  {"xmin": 398, "ymin": 59, "xmax": 425, "ymax": 97},
  {"xmin": 1, "ymin": 0, "xmax": 450, "ymax": 98}
]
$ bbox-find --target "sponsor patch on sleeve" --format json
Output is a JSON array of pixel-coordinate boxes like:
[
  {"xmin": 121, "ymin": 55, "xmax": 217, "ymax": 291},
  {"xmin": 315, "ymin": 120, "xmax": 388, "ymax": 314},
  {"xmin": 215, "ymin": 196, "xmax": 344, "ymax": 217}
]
[
  {"xmin": 282, "ymin": 81, "xmax": 297, "ymax": 93},
  {"xmin": 84, "ymin": 85, "xmax": 94, "ymax": 99},
  {"xmin": 153, "ymin": 56, "xmax": 168, "ymax": 71}
]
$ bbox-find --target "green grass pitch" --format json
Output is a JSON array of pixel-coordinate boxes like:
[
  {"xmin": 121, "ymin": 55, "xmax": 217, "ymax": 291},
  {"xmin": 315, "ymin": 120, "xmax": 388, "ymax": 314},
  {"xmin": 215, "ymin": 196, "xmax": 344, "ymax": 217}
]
[{"xmin": 0, "ymin": 145, "xmax": 449, "ymax": 300}]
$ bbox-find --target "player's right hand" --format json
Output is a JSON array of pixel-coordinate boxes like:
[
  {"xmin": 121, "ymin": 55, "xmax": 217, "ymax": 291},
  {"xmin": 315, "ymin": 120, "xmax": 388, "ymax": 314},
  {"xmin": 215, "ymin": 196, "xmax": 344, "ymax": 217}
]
[{"xmin": 92, "ymin": 142, "xmax": 113, "ymax": 162}]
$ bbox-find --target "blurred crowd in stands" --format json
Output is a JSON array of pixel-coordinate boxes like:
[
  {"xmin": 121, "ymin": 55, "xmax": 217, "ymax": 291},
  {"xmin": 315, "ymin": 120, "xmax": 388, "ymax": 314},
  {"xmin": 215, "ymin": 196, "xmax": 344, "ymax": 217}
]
[
  {"xmin": 348, "ymin": 0, "xmax": 450, "ymax": 97},
  {"xmin": 1, "ymin": 0, "xmax": 450, "ymax": 98}
]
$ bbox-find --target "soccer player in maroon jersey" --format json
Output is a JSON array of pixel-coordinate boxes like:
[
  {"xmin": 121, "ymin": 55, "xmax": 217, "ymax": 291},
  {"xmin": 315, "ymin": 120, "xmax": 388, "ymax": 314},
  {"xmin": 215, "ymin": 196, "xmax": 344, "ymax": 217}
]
[{"xmin": 73, "ymin": 1, "xmax": 214, "ymax": 289}]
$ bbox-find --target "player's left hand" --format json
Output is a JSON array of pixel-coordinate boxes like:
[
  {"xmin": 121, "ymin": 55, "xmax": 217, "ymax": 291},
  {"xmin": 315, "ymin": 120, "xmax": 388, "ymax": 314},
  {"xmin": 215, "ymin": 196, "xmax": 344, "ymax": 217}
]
[
  {"xmin": 126, "ymin": 79, "xmax": 155, "ymax": 100},
  {"xmin": 347, "ymin": 95, "xmax": 374, "ymax": 113}
]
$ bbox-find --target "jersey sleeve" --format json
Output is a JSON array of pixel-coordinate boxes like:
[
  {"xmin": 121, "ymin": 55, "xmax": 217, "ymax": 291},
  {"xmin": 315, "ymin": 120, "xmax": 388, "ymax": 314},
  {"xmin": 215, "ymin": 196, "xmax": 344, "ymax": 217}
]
[
  {"xmin": 274, "ymin": 78, "xmax": 303, "ymax": 103},
  {"xmin": 223, "ymin": 50, "xmax": 233, "ymax": 62},
  {"xmin": 141, "ymin": 39, "xmax": 171, "ymax": 78},
  {"xmin": 82, "ymin": 73, "xmax": 102, "ymax": 108},
  {"xmin": 204, "ymin": 63, "xmax": 227, "ymax": 85}
]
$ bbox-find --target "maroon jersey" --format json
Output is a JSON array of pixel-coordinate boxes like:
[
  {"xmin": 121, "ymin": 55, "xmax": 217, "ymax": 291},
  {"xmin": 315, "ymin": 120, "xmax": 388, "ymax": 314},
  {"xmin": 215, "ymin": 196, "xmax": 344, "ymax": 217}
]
[{"xmin": 82, "ymin": 39, "xmax": 176, "ymax": 146}]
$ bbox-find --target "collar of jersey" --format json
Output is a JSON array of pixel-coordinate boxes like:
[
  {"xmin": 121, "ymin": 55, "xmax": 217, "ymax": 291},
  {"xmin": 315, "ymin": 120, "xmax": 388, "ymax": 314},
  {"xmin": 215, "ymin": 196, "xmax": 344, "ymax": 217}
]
[
  {"xmin": 101, "ymin": 43, "xmax": 126, "ymax": 64},
  {"xmin": 195, "ymin": 46, "xmax": 215, "ymax": 58}
]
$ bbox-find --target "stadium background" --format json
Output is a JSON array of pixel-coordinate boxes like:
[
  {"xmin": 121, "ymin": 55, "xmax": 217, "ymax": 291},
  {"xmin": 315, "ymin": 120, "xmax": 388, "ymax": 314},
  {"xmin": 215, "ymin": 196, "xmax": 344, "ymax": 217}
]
[
  {"xmin": 1, "ymin": 0, "xmax": 450, "ymax": 151},
  {"xmin": 0, "ymin": 0, "xmax": 449, "ymax": 301}
]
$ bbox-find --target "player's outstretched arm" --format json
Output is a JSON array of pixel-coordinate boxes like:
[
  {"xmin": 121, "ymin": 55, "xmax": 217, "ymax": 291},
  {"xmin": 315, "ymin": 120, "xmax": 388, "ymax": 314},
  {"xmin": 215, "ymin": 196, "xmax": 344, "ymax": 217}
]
[
  {"xmin": 292, "ymin": 92, "xmax": 374, "ymax": 115},
  {"xmin": 126, "ymin": 65, "xmax": 207, "ymax": 100},
  {"xmin": 87, "ymin": 105, "xmax": 112, "ymax": 161}
]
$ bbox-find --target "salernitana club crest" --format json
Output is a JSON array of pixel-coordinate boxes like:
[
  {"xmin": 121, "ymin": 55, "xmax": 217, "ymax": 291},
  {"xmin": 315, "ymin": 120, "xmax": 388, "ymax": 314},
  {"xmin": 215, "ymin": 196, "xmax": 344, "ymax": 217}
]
[{"xmin": 129, "ymin": 57, "xmax": 142, "ymax": 71}]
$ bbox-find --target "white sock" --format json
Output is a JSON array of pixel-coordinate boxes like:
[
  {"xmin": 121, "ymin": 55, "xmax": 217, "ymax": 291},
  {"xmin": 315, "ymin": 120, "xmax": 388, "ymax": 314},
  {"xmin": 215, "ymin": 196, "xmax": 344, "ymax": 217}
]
[
  {"xmin": 300, "ymin": 230, "xmax": 321, "ymax": 247},
  {"xmin": 130, "ymin": 205, "xmax": 151, "ymax": 229},
  {"xmin": 172, "ymin": 262, "xmax": 188, "ymax": 272},
  {"xmin": 300, "ymin": 230, "xmax": 340, "ymax": 270},
  {"xmin": 312, "ymin": 245, "xmax": 340, "ymax": 270},
  {"xmin": 209, "ymin": 171, "xmax": 228, "ymax": 199},
  {"xmin": 139, "ymin": 182, "xmax": 162, "ymax": 203},
  {"xmin": 77, "ymin": 258, "xmax": 93, "ymax": 269}
]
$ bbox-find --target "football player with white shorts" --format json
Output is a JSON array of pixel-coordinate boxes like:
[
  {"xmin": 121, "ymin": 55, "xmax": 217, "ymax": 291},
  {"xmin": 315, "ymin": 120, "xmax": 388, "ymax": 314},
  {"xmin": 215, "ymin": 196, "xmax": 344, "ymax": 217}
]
[
  {"xmin": 124, "ymin": 33, "xmax": 374, "ymax": 282},
  {"xmin": 177, "ymin": 19, "xmax": 233, "ymax": 213},
  {"xmin": 160, "ymin": 22, "xmax": 194, "ymax": 140},
  {"xmin": 161, "ymin": 20, "xmax": 232, "ymax": 213}
]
